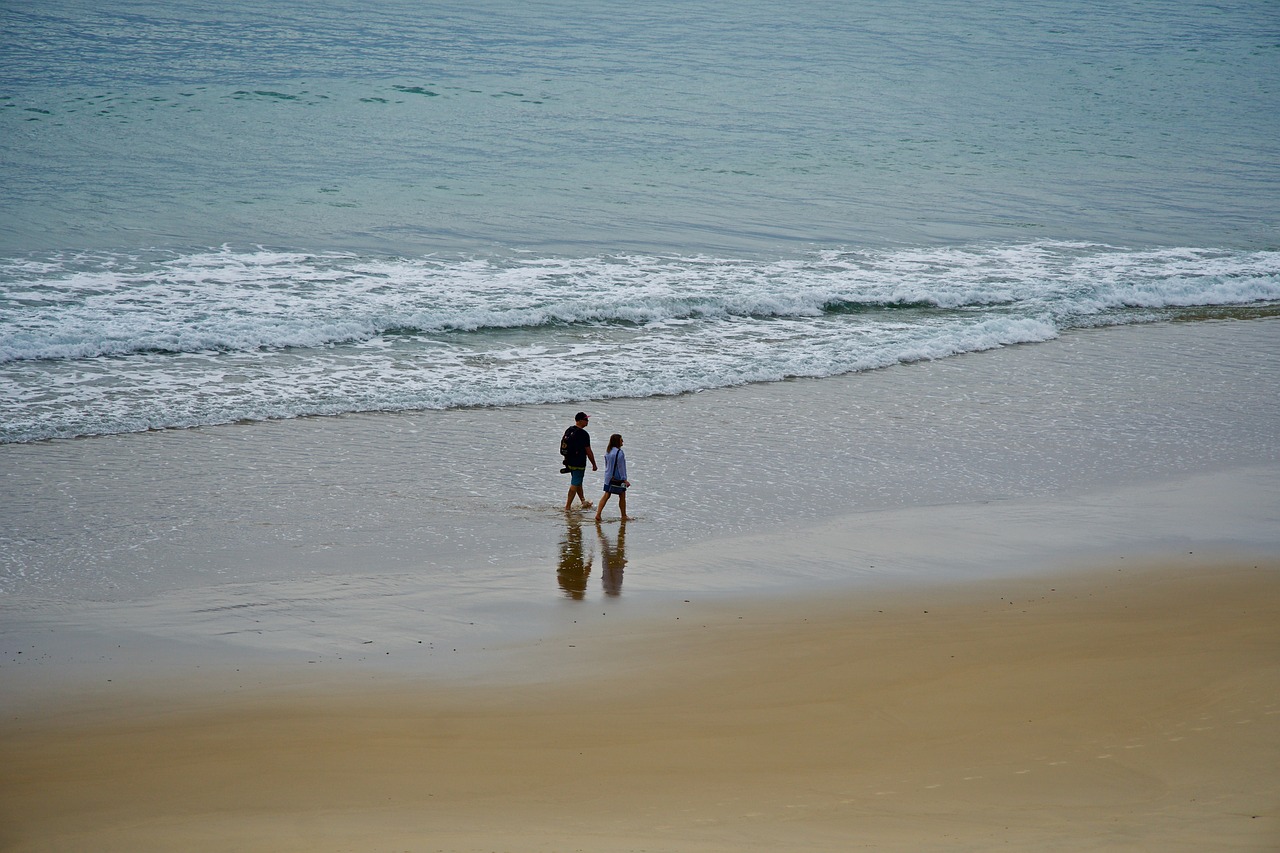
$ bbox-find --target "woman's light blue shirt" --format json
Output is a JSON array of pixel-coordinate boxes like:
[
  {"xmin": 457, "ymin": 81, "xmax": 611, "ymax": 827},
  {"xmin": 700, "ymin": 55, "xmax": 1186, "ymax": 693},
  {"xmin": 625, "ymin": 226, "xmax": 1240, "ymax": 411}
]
[{"xmin": 603, "ymin": 447, "xmax": 627, "ymax": 484}]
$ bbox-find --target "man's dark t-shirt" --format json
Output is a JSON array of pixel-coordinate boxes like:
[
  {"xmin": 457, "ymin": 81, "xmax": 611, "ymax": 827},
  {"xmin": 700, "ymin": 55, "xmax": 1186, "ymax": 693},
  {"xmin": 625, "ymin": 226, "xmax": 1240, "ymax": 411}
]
[{"xmin": 562, "ymin": 425, "xmax": 590, "ymax": 467}]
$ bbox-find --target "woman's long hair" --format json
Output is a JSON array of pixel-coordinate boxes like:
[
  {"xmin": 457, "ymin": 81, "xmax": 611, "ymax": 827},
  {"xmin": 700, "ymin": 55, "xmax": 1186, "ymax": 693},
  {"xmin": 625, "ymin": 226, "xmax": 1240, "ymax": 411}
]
[{"xmin": 607, "ymin": 433, "xmax": 623, "ymax": 452}]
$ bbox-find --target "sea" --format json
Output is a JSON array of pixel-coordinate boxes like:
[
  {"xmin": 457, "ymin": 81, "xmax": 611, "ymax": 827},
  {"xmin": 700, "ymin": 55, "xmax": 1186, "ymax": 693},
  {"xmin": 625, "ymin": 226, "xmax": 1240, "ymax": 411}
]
[{"xmin": 3, "ymin": 0, "xmax": 1279, "ymax": 444}]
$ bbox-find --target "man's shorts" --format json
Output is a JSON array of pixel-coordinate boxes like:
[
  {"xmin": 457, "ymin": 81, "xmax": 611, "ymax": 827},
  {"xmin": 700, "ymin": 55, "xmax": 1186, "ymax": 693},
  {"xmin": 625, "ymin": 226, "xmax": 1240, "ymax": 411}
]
[{"xmin": 567, "ymin": 466, "xmax": 586, "ymax": 486}]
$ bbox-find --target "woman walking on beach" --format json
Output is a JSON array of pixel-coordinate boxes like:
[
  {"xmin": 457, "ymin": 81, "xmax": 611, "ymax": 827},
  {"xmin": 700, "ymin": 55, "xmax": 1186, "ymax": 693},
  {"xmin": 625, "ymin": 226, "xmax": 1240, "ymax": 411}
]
[{"xmin": 595, "ymin": 434, "xmax": 631, "ymax": 522}]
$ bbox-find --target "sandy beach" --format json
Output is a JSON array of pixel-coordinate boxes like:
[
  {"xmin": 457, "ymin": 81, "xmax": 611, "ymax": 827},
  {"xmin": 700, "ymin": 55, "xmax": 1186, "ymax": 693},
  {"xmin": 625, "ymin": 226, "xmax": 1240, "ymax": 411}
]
[
  {"xmin": 2, "ymin": 318, "xmax": 1279, "ymax": 850},
  {"xmin": 5, "ymin": 0, "xmax": 1279, "ymax": 846},
  {"xmin": 2, "ymin": 557, "xmax": 1277, "ymax": 852}
]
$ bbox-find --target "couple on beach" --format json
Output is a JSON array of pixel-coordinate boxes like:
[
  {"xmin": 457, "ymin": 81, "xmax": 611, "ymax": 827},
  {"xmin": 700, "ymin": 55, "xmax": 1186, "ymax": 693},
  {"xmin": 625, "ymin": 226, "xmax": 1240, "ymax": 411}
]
[{"xmin": 561, "ymin": 412, "xmax": 631, "ymax": 521}]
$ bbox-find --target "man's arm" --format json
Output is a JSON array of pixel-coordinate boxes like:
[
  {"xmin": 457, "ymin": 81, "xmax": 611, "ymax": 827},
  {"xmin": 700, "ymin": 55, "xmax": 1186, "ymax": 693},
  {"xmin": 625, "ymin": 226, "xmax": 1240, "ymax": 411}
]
[{"xmin": 586, "ymin": 446, "xmax": 597, "ymax": 470}]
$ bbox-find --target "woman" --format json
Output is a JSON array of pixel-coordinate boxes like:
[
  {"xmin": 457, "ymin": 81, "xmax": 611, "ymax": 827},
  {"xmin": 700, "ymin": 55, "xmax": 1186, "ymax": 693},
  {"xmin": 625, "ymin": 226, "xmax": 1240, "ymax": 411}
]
[{"xmin": 594, "ymin": 433, "xmax": 631, "ymax": 522}]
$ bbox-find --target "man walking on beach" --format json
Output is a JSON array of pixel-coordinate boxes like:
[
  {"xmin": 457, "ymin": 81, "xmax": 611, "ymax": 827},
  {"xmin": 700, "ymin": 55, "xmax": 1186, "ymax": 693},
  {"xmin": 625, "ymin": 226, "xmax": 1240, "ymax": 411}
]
[{"xmin": 562, "ymin": 411, "xmax": 597, "ymax": 512}]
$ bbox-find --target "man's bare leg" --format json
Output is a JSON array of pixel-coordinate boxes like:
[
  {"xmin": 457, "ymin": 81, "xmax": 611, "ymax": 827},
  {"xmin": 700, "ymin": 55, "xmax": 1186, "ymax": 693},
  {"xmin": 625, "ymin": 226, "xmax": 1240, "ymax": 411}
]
[{"xmin": 566, "ymin": 485, "xmax": 592, "ymax": 511}]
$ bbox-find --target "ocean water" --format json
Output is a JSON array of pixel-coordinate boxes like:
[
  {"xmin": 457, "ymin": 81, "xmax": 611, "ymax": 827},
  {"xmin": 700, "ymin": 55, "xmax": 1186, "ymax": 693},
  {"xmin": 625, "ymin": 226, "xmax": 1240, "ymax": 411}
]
[{"xmin": 2, "ymin": 0, "xmax": 1279, "ymax": 442}]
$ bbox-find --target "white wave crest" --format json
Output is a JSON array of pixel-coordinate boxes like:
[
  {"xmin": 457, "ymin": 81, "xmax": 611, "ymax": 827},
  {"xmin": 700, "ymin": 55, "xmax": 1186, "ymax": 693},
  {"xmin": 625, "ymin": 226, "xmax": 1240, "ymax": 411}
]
[{"xmin": 2, "ymin": 242, "xmax": 1277, "ymax": 364}]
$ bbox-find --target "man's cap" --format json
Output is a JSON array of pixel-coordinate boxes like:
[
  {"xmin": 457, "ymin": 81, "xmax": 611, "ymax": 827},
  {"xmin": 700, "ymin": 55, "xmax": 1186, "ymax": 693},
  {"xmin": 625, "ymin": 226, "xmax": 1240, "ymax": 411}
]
[{"xmin": 575, "ymin": 411, "xmax": 589, "ymax": 421}]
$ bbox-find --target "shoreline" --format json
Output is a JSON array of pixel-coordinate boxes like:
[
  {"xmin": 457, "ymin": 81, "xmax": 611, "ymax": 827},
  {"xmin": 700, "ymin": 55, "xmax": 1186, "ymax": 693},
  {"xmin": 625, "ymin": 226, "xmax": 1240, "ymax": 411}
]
[{"xmin": 3, "ymin": 318, "xmax": 1278, "ymax": 605}]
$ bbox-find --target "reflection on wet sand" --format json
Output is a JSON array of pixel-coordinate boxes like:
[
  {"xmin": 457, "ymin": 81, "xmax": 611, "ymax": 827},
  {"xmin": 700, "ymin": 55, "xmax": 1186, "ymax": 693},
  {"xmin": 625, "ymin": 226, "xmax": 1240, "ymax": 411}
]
[
  {"xmin": 557, "ymin": 517, "xmax": 627, "ymax": 599},
  {"xmin": 597, "ymin": 520, "xmax": 626, "ymax": 597},
  {"xmin": 556, "ymin": 516, "xmax": 592, "ymax": 599}
]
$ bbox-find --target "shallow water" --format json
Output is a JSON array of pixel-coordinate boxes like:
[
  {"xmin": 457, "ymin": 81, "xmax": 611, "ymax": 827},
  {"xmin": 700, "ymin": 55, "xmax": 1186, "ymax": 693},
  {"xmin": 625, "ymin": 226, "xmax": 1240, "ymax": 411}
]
[{"xmin": 3, "ymin": 318, "xmax": 1276, "ymax": 604}]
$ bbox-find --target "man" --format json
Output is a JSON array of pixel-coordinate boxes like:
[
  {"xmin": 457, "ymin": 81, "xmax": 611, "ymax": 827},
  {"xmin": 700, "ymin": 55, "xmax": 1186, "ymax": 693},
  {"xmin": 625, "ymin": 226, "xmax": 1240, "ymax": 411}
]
[{"xmin": 561, "ymin": 411, "xmax": 597, "ymax": 512}]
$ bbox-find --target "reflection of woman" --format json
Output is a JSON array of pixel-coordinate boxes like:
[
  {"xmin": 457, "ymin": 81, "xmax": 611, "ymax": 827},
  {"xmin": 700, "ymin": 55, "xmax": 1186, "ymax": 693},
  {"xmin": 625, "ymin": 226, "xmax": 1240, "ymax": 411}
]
[
  {"xmin": 598, "ymin": 520, "xmax": 626, "ymax": 597},
  {"xmin": 594, "ymin": 434, "xmax": 631, "ymax": 521}
]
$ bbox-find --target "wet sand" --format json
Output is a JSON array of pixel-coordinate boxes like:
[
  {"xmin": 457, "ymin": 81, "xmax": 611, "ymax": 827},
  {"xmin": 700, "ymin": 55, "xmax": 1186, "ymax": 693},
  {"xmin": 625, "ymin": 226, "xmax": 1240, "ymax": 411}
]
[{"xmin": 2, "ymin": 556, "xmax": 1278, "ymax": 852}]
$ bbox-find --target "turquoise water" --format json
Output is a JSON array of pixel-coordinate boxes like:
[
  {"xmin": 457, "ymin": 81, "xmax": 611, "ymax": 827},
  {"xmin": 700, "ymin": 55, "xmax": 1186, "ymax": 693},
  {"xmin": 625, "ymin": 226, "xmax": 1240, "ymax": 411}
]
[{"xmin": 2, "ymin": 0, "xmax": 1279, "ymax": 440}]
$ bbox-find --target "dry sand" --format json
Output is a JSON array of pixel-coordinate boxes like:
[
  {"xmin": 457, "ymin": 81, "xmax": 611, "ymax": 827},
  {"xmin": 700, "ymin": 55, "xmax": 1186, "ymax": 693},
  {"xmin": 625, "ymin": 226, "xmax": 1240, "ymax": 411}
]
[{"xmin": 3, "ymin": 557, "xmax": 1277, "ymax": 852}]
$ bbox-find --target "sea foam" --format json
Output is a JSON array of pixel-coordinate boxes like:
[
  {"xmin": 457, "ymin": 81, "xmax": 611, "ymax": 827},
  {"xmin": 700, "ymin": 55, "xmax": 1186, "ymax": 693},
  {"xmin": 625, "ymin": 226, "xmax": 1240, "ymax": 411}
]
[{"xmin": 2, "ymin": 242, "xmax": 1278, "ymax": 441}]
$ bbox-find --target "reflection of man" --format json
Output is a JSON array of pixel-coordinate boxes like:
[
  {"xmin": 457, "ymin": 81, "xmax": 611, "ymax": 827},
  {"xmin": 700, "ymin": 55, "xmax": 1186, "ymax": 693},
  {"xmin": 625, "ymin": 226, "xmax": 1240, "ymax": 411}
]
[
  {"xmin": 561, "ymin": 412, "xmax": 597, "ymax": 512},
  {"xmin": 557, "ymin": 516, "xmax": 593, "ymax": 600},
  {"xmin": 597, "ymin": 519, "xmax": 627, "ymax": 597}
]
